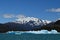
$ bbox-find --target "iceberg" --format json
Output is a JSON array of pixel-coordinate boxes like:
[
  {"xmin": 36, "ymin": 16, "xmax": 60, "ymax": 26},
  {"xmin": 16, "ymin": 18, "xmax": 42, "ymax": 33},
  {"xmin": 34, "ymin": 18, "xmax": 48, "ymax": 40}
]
[{"xmin": 6, "ymin": 30, "xmax": 59, "ymax": 35}]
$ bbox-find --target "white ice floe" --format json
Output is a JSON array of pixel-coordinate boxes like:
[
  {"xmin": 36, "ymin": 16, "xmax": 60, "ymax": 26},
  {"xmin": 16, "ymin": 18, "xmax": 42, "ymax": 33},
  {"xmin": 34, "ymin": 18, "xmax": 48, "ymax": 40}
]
[{"xmin": 6, "ymin": 30, "xmax": 59, "ymax": 35}]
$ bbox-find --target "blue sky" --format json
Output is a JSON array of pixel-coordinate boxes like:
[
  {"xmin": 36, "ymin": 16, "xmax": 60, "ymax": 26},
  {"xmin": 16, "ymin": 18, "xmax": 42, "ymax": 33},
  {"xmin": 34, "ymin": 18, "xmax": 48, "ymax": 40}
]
[{"xmin": 0, "ymin": 0, "xmax": 60, "ymax": 23}]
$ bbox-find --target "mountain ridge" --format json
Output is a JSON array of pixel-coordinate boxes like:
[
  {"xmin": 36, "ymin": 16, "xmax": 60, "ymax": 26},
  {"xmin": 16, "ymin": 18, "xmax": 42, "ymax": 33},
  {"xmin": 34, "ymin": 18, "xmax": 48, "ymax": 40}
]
[{"xmin": 0, "ymin": 16, "xmax": 60, "ymax": 33}]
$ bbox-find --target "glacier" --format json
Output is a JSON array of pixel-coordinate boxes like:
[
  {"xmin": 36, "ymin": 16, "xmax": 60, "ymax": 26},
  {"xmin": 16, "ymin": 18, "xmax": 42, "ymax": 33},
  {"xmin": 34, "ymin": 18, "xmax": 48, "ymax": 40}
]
[{"xmin": 6, "ymin": 30, "xmax": 59, "ymax": 35}]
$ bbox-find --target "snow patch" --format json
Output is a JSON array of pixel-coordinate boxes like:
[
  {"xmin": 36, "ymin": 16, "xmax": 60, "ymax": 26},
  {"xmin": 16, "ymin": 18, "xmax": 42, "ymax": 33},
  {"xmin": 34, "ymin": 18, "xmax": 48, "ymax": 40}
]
[{"xmin": 14, "ymin": 15, "xmax": 51, "ymax": 26}]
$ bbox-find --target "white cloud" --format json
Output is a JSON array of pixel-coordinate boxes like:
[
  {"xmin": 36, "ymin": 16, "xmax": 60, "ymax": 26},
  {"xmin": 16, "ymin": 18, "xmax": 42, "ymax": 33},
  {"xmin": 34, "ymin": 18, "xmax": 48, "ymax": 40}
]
[
  {"xmin": 3, "ymin": 14, "xmax": 14, "ymax": 18},
  {"xmin": 3, "ymin": 14, "xmax": 26, "ymax": 19},
  {"xmin": 46, "ymin": 8, "xmax": 60, "ymax": 12},
  {"xmin": 16, "ymin": 14, "xmax": 26, "ymax": 18}
]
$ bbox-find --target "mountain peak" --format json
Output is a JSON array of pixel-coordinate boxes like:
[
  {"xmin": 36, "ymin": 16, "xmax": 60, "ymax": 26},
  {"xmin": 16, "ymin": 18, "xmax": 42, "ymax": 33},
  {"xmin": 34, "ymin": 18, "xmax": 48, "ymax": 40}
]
[{"xmin": 13, "ymin": 16, "xmax": 52, "ymax": 26}]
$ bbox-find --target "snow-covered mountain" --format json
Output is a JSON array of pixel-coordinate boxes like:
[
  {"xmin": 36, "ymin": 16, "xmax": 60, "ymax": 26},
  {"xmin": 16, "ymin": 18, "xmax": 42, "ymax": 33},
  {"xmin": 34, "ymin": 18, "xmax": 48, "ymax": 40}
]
[
  {"xmin": 0, "ymin": 16, "xmax": 60, "ymax": 33},
  {"xmin": 14, "ymin": 16, "xmax": 51, "ymax": 26}
]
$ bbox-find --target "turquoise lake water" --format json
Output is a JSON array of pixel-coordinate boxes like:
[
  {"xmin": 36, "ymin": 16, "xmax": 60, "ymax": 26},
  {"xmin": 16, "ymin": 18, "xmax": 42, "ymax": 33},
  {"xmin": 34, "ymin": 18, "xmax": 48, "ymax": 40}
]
[{"xmin": 0, "ymin": 33, "xmax": 60, "ymax": 40}]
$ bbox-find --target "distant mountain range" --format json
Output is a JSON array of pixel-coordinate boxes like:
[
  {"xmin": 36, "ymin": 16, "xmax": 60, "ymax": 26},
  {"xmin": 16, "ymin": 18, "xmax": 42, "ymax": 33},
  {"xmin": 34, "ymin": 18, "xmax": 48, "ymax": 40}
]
[{"xmin": 0, "ymin": 17, "xmax": 60, "ymax": 33}]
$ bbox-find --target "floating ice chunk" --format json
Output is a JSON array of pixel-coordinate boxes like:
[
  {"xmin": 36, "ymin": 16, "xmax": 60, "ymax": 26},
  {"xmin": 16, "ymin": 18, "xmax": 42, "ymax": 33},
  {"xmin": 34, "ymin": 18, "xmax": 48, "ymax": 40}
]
[{"xmin": 6, "ymin": 30, "xmax": 59, "ymax": 35}]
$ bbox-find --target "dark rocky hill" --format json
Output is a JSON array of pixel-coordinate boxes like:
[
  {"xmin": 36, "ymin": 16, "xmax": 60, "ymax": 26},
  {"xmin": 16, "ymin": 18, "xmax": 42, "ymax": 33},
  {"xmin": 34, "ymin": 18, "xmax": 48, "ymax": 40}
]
[
  {"xmin": 0, "ymin": 20, "xmax": 60, "ymax": 33},
  {"xmin": 38, "ymin": 20, "xmax": 60, "ymax": 32}
]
